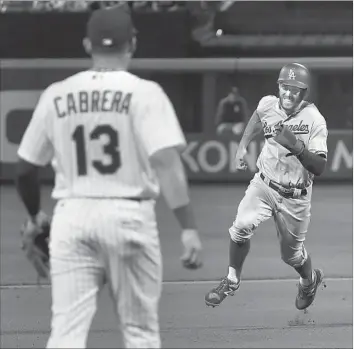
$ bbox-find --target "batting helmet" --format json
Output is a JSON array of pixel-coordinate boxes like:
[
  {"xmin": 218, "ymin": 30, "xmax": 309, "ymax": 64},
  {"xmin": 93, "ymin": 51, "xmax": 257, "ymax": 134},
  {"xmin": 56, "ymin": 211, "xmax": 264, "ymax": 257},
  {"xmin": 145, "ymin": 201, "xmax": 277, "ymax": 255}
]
[{"xmin": 277, "ymin": 63, "xmax": 310, "ymax": 90}]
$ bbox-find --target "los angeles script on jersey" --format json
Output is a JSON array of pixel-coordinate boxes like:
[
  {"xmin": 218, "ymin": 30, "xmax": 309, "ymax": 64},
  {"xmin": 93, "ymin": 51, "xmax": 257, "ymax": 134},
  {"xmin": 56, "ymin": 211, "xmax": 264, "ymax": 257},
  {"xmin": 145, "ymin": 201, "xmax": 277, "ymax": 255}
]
[
  {"xmin": 263, "ymin": 120, "xmax": 310, "ymax": 138},
  {"xmin": 53, "ymin": 90, "xmax": 132, "ymax": 118}
]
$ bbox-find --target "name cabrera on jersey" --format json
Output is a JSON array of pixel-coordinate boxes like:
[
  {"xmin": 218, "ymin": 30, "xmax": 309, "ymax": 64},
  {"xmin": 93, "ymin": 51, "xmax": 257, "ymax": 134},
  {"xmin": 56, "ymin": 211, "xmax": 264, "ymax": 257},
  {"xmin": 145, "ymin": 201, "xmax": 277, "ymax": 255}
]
[
  {"xmin": 256, "ymin": 95, "xmax": 328, "ymax": 188},
  {"xmin": 17, "ymin": 70, "xmax": 186, "ymax": 199}
]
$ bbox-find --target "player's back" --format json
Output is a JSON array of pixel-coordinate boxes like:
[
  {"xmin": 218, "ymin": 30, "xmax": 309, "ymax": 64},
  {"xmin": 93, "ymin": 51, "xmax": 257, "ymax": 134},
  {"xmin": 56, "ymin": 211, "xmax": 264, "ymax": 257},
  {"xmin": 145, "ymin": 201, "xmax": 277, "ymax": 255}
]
[{"xmin": 46, "ymin": 70, "xmax": 158, "ymax": 199}]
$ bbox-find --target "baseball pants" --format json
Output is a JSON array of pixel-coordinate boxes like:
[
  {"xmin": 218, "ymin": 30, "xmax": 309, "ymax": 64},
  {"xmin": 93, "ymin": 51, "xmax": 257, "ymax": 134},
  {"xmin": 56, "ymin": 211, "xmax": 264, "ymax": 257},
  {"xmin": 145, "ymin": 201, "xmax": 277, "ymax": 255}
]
[
  {"xmin": 229, "ymin": 172, "xmax": 313, "ymax": 267},
  {"xmin": 46, "ymin": 198, "xmax": 162, "ymax": 349}
]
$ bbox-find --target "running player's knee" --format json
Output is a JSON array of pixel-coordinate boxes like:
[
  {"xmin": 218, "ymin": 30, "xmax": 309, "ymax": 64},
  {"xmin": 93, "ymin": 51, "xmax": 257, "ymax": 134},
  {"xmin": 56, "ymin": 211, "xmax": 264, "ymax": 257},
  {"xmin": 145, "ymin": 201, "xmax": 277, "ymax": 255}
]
[
  {"xmin": 229, "ymin": 220, "xmax": 254, "ymax": 244},
  {"xmin": 281, "ymin": 246, "xmax": 308, "ymax": 268}
]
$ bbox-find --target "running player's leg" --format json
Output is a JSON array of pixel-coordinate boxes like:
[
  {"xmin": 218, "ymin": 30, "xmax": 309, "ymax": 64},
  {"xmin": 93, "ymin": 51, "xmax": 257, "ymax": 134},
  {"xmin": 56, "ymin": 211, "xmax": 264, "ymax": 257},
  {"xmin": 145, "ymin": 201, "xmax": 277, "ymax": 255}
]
[
  {"xmin": 46, "ymin": 201, "xmax": 105, "ymax": 349},
  {"xmin": 205, "ymin": 174, "xmax": 273, "ymax": 306},
  {"xmin": 105, "ymin": 201, "xmax": 162, "ymax": 348},
  {"xmin": 228, "ymin": 175, "xmax": 274, "ymax": 281},
  {"xmin": 273, "ymin": 195, "xmax": 310, "ymax": 274},
  {"xmin": 273, "ymin": 187, "xmax": 323, "ymax": 309}
]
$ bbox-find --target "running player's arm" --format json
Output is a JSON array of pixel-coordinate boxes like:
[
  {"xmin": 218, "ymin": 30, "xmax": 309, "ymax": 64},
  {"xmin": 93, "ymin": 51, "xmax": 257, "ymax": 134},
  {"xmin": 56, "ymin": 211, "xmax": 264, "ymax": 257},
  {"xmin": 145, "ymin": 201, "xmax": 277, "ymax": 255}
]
[
  {"xmin": 238, "ymin": 96, "xmax": 250, "ymax": 123},
  {"xmin": 238, "ymin": 109, "xmax": 263, "ymax": 150},
  {"xmin": 297, "ymin": 123, "xmax": 328, "ymax": 176},
  {"xmin": 16, "ymin": 88, "xmax": 54, "ymax": 219}
]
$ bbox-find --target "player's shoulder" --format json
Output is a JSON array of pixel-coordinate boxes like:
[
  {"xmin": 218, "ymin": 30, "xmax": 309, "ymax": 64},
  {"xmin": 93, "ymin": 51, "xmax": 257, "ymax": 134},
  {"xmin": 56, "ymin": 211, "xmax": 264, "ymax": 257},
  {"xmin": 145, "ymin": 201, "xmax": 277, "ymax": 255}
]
[
  {"xmin": 128, "ymin": 75, "xmax": 168, "ymax": 109},
  {"xmin": 36, "ymin": 80, "xmax": 62, "ymax": 103},
  {"xmin": 303, "ymin": 102, "xmax": 327, "ymax": 127},
  {"xmin": 134, "ymin": 75, "xmax": 165, "ymax": 97},
  {"xmin": 257, "ymin": 95, "xmax": 278, "ymax": 113},
  {"xmin": 42, "ymin": 71, "xmax": 85, "ymax": 95}
]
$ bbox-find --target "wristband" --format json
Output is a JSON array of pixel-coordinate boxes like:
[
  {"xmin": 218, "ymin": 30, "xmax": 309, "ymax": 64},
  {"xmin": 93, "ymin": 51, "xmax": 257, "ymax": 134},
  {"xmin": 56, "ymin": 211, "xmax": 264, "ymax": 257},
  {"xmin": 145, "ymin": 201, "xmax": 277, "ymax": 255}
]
[{"xmin": 293, "ymin": 139, "xmax": 305, "ymax": 157}]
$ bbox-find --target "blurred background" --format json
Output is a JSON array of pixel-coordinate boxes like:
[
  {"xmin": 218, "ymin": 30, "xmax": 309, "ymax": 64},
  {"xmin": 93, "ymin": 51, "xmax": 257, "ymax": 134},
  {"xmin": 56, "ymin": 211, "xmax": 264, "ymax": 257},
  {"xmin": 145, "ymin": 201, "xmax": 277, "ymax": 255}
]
[{"xmin": 0, "ymin": 0, "xmax": 352, "ymax": 182}]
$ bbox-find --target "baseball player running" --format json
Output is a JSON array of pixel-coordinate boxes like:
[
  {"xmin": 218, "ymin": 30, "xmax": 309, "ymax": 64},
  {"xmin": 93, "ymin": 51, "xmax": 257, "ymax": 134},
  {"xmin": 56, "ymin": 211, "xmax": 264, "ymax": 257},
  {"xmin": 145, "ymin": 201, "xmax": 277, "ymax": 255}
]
[
  {"xmin": 16, "ymin": 5, "xmax": 202, "ymax": 348},
  {"xmin": 205, "ymin": 63, "xmax": 327, "ymax": 310}
]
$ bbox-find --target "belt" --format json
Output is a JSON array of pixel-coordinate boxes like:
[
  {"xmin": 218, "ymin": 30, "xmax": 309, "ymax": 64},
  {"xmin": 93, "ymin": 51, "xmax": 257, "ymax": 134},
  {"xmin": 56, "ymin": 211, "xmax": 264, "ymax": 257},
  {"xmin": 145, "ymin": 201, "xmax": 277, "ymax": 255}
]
[
  {"xmin": 260, "ymin": 173, "xmax": 307, "ymax": 199},
  {"xmin": 121, "ymin": 197, "xmax": 148, "ymax": 202},
  {"xmin": 63, "ymin": 197, "xmax": 149, "ymax": 202},
  {"xmin": 93, "ymin": 197, "xmax": 148, "ymax": 202}
]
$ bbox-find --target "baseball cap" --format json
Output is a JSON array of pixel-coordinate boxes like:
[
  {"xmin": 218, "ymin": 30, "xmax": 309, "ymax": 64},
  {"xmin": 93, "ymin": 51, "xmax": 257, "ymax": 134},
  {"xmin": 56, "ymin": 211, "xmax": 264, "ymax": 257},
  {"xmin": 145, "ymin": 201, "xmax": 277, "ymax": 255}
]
[{"xmin": 86, "ymin": 5, "xmax": 136, "ymax": 51}]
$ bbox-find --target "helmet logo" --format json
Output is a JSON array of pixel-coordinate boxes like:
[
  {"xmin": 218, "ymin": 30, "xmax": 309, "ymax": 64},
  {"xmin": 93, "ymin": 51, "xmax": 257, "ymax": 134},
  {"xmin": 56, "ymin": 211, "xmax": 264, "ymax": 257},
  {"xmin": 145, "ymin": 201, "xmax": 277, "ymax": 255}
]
[{"xmin": 288, "ymin": 69, "xmax": 296, "ymax": 80}]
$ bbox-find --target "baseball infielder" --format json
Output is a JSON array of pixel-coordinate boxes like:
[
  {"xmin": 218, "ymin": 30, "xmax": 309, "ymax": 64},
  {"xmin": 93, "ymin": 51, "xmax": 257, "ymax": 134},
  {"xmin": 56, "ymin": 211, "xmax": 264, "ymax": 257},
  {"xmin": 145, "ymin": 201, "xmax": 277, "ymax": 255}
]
[
  {"xmin": 16, "ymin": 5, "xmax": 202, "ymax": 348},
  {"xmin": 205, "ymin": 63, "xmax": 327, "ymax": 310}
]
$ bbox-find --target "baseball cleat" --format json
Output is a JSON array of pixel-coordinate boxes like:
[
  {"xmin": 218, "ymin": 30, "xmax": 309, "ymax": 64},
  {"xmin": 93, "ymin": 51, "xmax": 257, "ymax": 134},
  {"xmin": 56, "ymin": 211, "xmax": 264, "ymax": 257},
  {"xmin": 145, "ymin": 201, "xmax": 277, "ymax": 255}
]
[
  {"xmin": 295, "ymin": 268, "xmax": 324, "ymax": 310},
  {"xmin": 205, "ymin": 277, "xmax": 240, "ymax": 307}
]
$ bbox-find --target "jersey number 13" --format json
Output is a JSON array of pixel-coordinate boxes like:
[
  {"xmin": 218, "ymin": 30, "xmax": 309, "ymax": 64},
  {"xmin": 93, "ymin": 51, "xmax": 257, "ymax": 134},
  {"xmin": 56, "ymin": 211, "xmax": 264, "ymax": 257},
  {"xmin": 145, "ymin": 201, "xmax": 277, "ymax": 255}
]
[{"xmin": 72, "ymin": 124, "xmax": 121, "ymax": 176}]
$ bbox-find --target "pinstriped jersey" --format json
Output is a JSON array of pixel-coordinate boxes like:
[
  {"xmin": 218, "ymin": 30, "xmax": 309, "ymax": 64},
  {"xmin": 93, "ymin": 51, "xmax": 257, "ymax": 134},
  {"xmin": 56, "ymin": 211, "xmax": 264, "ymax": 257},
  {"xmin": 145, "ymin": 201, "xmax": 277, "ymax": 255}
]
[
  {"xmin": 256, "ymin": 95, "xmax": 328, "ymax": 188},
  {"xmin": 17, "ymin": 70, "xmax": 186, "ymax": 199}
]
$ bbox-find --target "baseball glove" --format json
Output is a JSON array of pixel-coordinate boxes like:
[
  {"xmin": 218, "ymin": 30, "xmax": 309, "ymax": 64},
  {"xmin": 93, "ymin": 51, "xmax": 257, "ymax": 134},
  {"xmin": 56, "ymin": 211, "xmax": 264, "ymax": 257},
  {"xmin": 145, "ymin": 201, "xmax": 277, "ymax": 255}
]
[{"xmin": 20, "ymin": 212, "xmax": 51, "ymax": 280}]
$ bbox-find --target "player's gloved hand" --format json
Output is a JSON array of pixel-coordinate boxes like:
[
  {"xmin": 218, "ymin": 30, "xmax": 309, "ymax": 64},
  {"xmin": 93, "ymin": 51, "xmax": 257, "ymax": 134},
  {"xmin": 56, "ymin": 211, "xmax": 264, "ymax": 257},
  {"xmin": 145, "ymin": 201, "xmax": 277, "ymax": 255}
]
[
  {"xmin": 180, "ymin": 229, "xmax": 203, "ymax": 270},
  {"xmin": 272, "ymin": 123, "xmax": 305, "ymax": 156},
  {"xmin": 235, "ymin": 146, "xmax": 247, "ymax": 170},
  {"xmin": 21, "ymin": 211, "xmax": 51, "ymax": 279}
]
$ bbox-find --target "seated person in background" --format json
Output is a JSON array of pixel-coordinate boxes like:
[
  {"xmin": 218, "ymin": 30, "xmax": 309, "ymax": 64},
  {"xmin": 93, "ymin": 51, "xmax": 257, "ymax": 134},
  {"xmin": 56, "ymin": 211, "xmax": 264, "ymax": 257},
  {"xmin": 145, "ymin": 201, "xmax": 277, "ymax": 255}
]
[{"xmin": 215, "ymin": 86, "xmax": 250, "ymax": 136}]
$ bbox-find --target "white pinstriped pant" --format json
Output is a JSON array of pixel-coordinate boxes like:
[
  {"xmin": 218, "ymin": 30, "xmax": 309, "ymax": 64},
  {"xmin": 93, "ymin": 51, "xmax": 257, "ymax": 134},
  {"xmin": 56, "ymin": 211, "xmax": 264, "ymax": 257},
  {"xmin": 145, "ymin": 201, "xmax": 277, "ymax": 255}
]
[{"xmin": 46, "ymin": 198, "xmax": 162, "ymax": 349}]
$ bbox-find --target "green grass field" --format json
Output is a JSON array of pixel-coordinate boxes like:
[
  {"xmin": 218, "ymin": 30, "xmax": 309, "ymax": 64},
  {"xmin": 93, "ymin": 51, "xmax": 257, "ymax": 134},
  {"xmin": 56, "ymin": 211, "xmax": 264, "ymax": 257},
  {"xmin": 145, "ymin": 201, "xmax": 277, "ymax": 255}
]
[{"xmin": 0, "ymin": 183, "xmax": 352, "ymax": 348}]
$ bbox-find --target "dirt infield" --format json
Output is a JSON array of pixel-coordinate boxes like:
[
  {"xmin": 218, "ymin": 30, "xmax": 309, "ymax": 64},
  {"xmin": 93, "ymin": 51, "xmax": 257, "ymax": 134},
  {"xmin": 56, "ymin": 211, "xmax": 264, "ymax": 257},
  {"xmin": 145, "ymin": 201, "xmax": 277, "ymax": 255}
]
[{"xmin": 0, "ymin": 184, "xmax": 352, "ymax": 347}]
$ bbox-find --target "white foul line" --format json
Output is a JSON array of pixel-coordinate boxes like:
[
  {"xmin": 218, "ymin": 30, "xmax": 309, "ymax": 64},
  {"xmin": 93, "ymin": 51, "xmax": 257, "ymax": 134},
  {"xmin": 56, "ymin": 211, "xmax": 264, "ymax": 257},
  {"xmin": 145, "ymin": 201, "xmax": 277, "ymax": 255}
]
[{"xmin": 0, "ymin": 277, "xmax": 352, "ymax": 290}]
